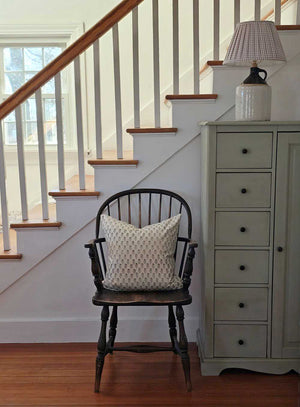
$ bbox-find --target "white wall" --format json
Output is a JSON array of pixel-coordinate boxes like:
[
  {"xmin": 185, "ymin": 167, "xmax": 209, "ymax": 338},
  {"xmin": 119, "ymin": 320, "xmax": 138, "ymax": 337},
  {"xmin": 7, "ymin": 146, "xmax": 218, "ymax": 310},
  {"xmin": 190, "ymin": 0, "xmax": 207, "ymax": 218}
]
[{"xmin": 0, "ymin": 136, "xmax": 201, "ymax": 342}]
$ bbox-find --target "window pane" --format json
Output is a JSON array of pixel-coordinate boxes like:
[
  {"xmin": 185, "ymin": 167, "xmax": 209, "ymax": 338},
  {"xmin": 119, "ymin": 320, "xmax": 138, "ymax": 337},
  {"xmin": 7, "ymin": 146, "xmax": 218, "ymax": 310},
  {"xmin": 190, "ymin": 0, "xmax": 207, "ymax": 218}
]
[
  {"xmin": 4, "ymin": 110, "xmax": 16, "ymax": 123},
  {"xmin": 24, "ymin": 47, "xmax": 43, "ymax": 71},
  {"xmin": 4, "ymin": 48, "xmax": 23, "ymax": 71},
  {"xmin": 5, "ymin": 72, "xmax": 24, "ymax": 93},
  {"xmin": 42, "ymin": 78, "xmax": 55, "ymax": 94},
  {"xmin": 4, "ymin": 122, "xmax": 17, "ymax": 144},
  {"xmin": 45, "ymin": 122, "xmax": 57, "ymax": 144},
  {"xmin": 44, "ymin": 98, "xmax": 56, "ymax": 121},
  {"xmin": 44, "ymin": 47, "xmax": 62, "ymax": 65},
  {"xmin": 25, "ymin": 122, "xmax": 38, "ymax": 144}
]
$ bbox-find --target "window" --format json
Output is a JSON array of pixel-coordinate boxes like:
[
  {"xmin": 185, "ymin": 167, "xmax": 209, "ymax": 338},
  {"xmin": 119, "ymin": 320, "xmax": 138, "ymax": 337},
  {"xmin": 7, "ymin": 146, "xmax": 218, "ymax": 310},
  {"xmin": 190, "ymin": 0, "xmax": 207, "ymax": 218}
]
[{"xmin": 0, "ymin": 45, "xmax": 65, "ymax": 146}]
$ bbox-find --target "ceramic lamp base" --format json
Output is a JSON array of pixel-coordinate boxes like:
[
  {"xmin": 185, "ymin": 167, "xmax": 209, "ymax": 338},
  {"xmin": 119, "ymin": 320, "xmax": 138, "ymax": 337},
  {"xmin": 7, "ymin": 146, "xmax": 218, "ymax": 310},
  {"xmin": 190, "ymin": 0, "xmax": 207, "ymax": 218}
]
[{"xmin": 235, "ymin": 83, "xmax": 271, "ymax": 121}]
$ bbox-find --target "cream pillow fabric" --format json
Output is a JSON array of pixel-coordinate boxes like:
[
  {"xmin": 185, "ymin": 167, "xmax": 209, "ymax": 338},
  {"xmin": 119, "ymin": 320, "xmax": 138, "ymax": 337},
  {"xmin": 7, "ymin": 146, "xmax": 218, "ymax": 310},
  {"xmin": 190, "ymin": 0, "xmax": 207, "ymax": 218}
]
[{"xmin": 101, "ymin": 214, "xmax": 183, "ymax": 291}]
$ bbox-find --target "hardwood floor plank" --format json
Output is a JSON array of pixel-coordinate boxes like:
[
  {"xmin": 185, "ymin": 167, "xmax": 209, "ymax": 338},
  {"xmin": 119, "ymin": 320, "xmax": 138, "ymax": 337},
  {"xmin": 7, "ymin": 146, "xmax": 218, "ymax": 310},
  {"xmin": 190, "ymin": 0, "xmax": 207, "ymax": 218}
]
[{"xmin": 0, "ymin": 343, "xmax": 297, "ymax": 407}]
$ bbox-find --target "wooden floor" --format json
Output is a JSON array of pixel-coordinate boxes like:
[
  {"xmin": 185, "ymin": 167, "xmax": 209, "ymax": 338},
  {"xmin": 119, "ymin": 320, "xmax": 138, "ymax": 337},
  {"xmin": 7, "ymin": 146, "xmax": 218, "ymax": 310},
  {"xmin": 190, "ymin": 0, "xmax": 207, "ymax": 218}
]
[{"xmin": 0, "ymin": 343, "xmax": 298, "ymax": 407}]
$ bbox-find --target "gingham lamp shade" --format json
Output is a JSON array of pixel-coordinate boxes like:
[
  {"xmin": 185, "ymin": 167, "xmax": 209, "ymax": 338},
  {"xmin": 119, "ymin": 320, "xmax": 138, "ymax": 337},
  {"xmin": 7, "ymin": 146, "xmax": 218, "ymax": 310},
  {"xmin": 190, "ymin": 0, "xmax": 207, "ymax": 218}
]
[{"xmin": 223, "ymin": 21, "xmax": 286, "ymax": 66}]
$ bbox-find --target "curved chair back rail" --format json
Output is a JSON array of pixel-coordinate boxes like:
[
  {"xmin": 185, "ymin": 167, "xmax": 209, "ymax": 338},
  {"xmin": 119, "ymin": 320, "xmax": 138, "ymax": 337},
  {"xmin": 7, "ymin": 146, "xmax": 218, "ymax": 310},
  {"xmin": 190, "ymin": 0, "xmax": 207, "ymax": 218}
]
[{"xmin": 96, "ymin": 188, "xmax": 192, "ymax": 238}]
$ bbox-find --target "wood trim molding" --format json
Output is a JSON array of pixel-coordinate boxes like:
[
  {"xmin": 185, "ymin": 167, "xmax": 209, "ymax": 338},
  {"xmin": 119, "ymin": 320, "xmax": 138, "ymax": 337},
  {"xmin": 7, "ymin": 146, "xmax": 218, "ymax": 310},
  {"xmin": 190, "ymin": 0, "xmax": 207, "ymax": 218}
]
[
  {"xmin": 10, "ymin": 221, "xmax": 62, "ymax": 228},
  {"xmin": 49, "ymin": 190, "xmax": 100, "ymax": 197},
  {"xmin": 0, "ymin": 253, "xmax": 22, "ymax": 260},
  {"xmin": 0, "ymin": 24, "xmax": 83, "ymax": 44},
  {"xmin": 0, "ymin": 0, "xmax": 144, "ymax": 121},
  {"xmin": 88, "ymin": 159, "xmax": 139, "ymax": 166},
  {"xmin": 126, "ymin": 128, "xmax": 177, "ymax": 134},
  {"xmin": 165, "ymin": 94, "xmax": 218, "ymax": 100},
  {"xmin": 276, "ymin": 25, "xmax": 300, "ymax": 30},
  {"xmin": 206, "ymin": 61, "xmax": 223, "ymax": 66}
]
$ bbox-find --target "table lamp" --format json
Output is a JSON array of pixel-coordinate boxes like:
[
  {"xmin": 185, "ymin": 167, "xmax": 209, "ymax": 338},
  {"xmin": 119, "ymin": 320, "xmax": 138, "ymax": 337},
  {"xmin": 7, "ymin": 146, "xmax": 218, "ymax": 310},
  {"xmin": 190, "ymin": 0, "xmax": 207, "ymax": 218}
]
[{"xmin": 223, "ymin": 21, "xmax": 286, "ymax": 121}]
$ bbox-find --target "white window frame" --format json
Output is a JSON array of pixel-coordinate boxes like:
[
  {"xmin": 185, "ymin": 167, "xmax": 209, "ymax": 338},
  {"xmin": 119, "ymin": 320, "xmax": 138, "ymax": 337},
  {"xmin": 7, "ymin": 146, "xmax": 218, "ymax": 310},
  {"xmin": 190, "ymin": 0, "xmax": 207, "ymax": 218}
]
[{"xmin": 0, "ymin": 24, "xmax": 87, "ymax": 156}]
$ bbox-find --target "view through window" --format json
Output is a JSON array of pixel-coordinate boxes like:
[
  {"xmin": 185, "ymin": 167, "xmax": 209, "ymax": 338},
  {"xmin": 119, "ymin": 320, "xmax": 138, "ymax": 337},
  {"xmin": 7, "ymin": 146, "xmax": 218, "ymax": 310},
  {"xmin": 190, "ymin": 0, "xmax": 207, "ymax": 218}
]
[{"xmin": 1, "ymin": 46, "xmax": 64, "ymax": 145}]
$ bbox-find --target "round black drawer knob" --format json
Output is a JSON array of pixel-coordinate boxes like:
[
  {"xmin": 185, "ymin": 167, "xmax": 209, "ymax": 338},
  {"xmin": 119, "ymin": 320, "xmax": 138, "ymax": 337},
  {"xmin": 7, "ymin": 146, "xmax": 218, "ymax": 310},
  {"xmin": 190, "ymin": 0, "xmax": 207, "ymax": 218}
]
[
  {"xmin": 238, "ymin": 339, "xmax": 244, "ymax": 345},
  {"xmin": 239, "ymin": 302, "xmax": 245, "ymax": 308},
  {"xmin": 277, "ymin": 247, "xmax": 283, "ymax": 252},
  {"xmin": 240, "ymin": 265, "xmax": 246, "ymax": 271},
  {"xmin": 241, "ymin": 188, "xmax": 247, "ymax": 194},
  {"xmin": 242, "ymin": 148, "xmax": 248, "ymax": 154},
  {"xmin": 240, "ymin": 227, "xmax": 246, "ymax": 233}
]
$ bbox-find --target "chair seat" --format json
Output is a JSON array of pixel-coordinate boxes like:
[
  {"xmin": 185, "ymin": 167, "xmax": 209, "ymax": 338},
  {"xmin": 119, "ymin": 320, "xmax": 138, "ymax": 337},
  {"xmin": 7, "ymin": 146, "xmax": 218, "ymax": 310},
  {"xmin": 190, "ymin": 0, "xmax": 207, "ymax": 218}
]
[{"xmin": 92, "ymin": 288, "xmax": 192, "ymax": 306}]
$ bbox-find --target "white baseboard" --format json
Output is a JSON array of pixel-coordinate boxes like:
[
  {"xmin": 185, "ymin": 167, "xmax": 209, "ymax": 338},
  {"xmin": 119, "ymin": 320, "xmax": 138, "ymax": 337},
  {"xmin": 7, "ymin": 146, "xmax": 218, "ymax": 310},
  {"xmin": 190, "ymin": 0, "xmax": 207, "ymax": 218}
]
[{"xmin": 0, "ymin": 317, "xmax": 198, "ymax": 343}]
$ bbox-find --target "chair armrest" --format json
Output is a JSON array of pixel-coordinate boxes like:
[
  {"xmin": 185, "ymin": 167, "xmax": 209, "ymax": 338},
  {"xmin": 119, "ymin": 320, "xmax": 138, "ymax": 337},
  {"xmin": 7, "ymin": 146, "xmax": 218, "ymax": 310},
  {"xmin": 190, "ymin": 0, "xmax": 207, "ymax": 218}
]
[
  {"xmin": 188, "ymin": 241, "xmax": 198, "ymax": 248},
  {"xmin": 84, "ymin": 238, "xmax": 104, "ymax": 290},
  {"xmin": 182, "ymin": 241, "xmax": 197, "ymax": 290},
  {"xmin": 84, "ymin": 238, "xmax": 105, "ymax": 248}
]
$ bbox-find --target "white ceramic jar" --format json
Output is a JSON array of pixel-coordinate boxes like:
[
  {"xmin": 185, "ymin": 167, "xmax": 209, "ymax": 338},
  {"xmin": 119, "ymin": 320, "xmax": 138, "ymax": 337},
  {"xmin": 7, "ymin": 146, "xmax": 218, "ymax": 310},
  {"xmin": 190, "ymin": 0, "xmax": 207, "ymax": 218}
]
[{"xmin": 235, "ymin": 83, "xmax": 271, "ymax": 121}]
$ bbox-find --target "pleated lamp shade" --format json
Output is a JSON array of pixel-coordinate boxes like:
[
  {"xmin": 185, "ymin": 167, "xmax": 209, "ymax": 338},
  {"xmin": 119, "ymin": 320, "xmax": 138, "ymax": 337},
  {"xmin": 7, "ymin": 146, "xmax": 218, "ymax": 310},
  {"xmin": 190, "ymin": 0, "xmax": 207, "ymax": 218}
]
[{"xmin": 223, "ymin": 21, "xmax": 286, "ymax": 66}]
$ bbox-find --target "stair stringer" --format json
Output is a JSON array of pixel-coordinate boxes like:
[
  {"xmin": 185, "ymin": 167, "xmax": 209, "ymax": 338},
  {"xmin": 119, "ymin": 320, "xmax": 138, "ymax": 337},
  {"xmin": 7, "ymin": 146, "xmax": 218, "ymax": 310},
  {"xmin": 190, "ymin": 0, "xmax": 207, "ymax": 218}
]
[{"xmin": 0, "ymin": 196, "xmax": 100, "ymax": 293}]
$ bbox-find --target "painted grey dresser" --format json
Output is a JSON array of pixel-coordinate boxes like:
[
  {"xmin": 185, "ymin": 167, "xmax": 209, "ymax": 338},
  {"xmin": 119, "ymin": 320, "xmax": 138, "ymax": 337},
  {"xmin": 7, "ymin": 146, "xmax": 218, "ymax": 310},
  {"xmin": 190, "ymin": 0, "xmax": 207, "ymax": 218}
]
[{"xmin": 197, "ymin": 121, "xmax": 300, "ymax": 375}]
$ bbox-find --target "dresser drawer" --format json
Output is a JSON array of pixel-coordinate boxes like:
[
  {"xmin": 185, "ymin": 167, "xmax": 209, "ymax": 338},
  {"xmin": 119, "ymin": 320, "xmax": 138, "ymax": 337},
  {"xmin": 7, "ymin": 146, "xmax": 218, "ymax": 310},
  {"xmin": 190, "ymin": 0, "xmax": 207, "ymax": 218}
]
[
  {"xmin": 216, "ymin": 173, "xmax": 271, "ymax": 208},
  {"xmin": 214, "ymin": 325, "xmax": 267, "ymax": 357},
  {"xmin": 215, "ymin": 212, "xmax": 270, "ymax": 246},
  {"xmin": 216, "ymin": 133, "xmax": 273, "ymax": 169},
  {"xmin": 215, "ymin": 287, "xmax": 268, "ymax": 321},
  {"xmin": 215, "ymin": 250, "xmax": 269, "ymax": 284}
]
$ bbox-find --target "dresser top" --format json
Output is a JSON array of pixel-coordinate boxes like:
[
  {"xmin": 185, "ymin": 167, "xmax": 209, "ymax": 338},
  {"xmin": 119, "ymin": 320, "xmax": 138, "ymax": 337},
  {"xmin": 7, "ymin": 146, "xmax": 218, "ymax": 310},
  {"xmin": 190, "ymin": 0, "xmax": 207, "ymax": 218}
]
[{"xmin": 199, "ymin": 121, "xmax": 300, "ymax": 126}]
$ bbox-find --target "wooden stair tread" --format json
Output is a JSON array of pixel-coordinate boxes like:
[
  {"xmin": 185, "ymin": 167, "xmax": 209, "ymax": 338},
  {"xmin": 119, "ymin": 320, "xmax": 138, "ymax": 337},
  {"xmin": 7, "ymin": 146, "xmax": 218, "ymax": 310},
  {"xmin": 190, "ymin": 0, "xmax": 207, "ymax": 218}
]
[
  {"xmin": 10, "ymin": 220, "xmax": 62, "ymax": 229},
  {"xmin": 0, "ymin": 230, "xmax": 22, "ymax": 259},
  {"xmin": 206, "ymin": 61, "xmax": 223, "ymax": 66},
  {"xmin": 126, "ymin": 127, "xmax": 177, "ymax": 133},
  {"xmin": 49, "ymin": 190, "xmax": 100, "ymax": 197},
  {"xmin": 49, "ymin": 175, "xmax": 99, "ymax": 197},
  {"xmin": 276, "ymin": 25, "xmax": 300, "ymax": 30},
  {"xmin": 165, "ymin": 94, "xmax": 218, "ymax": 100},
  {"xmin": 0, "ymin": 252, "xmax": 22, "ymax": 260},
  {"xmin": 88, "ymin": 159, "xmax": 138, "ymax": 165}
]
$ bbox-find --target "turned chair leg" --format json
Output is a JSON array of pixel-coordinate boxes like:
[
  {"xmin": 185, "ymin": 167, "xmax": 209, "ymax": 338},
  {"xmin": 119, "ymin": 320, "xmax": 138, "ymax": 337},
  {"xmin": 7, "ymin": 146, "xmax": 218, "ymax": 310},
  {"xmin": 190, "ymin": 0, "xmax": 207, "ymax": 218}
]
[
  {"xmin": 176, "ymin": 305, "xmax": 192, "ymax": 392},
  {"xmin": 95, "ymin": 305, "xmax": 109, "ymax": 393},
  {"xmin": 168, "ymin": 305, "xmax": 178, "ymax": 354},
  {"xmin": 108, "ymin": 306, "xmax": 118, "ymax": 353}
]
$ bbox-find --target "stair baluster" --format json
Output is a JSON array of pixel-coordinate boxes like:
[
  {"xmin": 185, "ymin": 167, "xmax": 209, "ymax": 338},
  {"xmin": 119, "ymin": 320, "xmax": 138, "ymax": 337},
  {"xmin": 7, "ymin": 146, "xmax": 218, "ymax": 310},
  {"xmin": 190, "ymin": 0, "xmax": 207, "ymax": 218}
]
[
  {"xmin": 193, "ymin": 0, "xmax": 200, "ymax": 94},
  {"xmin": 132, "ymin": 6, "xmax": 141, "ymax": 128},
  {"xmin": 93, "ymin": 39, "xmax": 103, "ymax": 159},
  {"xmin": 15, "ymin": 105, "xmax": 28, "ymax": 221},
  {"xmin": 152, "ymin": 0, "xmax": 161, "ymax": 127},
  {"xmin": 234, "ymin": 0, "xmax": 240, "ymax": 27},
  {"xmin": 74, "ymin": 56, "xmax": 86, "ymax": 190},
  {"xmin": 55, "ymin": 72, "xmax": 66, "ymax": 190},
  {"xmin": 255, "ymin": 0, "xmax": 261, "ymax": 21},
  {"xmin": 275, "ymin": 0, "xmax": 281, "ymax": 25},
  {"xmin": 173, "ymin": 0, "xmax": 179, "ymax": 94},
  {"xmin": 35, "ymin": 88, "xmax": 49, "ymax": 220},
  {"xmin": 213, "ymin": 0, "xmax": 220, "ymax": 60},
  {"xmin": 0, "ymin": 123, "xmax": 10, "ymax": 251},
  {"xmin": 112, "ymin": 24, "xmax": 123, "ymax": 159}
]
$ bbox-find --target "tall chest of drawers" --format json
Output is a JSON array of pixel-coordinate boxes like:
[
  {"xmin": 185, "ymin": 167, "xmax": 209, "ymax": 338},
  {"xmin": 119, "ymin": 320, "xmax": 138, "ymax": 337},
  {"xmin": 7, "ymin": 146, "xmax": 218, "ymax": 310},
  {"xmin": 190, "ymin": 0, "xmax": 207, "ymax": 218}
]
[{"xmin": 197, "ymin": 121, "xmax": 300, "ymax": 375}]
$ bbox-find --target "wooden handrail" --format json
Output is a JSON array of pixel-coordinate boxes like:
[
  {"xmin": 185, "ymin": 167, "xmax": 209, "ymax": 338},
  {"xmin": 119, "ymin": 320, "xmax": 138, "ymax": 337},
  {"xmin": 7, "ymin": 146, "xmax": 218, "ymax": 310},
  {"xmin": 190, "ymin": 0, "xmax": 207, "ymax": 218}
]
[{"xmin": 0, "ymin": 0, "xmax": 144, "ymax": 121}]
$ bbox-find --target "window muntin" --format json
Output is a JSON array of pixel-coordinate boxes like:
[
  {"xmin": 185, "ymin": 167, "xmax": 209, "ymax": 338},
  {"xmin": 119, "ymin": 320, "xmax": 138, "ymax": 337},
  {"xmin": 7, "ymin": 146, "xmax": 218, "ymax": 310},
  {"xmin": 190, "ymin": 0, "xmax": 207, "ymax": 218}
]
[{"xmin": 1, "ymin": 45, "xmax": 67, "ymax": 146}]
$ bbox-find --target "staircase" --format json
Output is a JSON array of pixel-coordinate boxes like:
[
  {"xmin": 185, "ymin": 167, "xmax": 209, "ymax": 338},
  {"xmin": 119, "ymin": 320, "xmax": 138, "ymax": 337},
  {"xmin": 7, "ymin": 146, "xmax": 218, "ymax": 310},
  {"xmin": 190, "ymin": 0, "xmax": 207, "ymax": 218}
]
[{"xmin": 0, "ymin": 0, "xmax": 300, "ymax": 341}]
